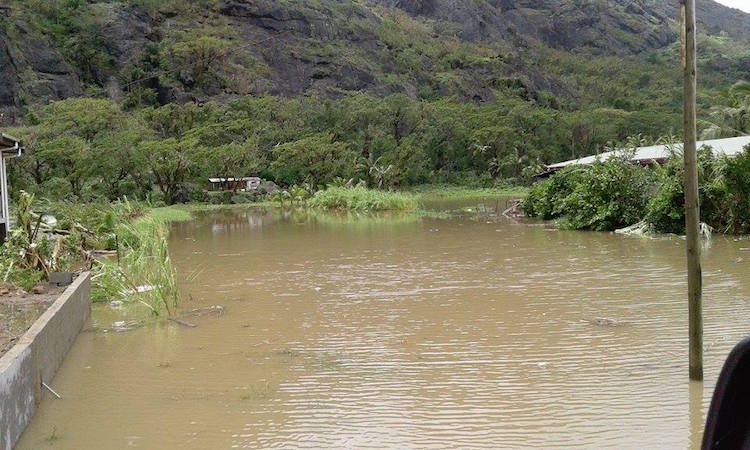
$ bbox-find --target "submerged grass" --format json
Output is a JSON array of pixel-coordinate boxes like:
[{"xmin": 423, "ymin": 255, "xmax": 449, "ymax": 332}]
[
  {"xmin": 413, "ymin": 184, "xmax": 529, "ymax": 201},
  {"xmin": 308, "ymin": 187, "xmax": 418, "ymax": 211}
]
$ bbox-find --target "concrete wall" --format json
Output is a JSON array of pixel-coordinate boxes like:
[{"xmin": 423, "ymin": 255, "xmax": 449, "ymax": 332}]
[{"xmin": 0, "ymin": 272, "xmax": 91, "ymax": 450}]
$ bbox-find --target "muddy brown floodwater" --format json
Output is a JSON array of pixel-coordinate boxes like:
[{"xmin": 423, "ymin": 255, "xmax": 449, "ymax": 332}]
[{"xmin": 17, "ymin": 201, "xmax": 750, "ymax": 449}]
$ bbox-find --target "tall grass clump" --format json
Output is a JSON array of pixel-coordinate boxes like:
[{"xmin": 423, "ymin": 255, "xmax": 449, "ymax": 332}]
[
  {"xmin": 92, "ymin": 213, "xmax": 180, "ymax": 316},
  {"xmin": 413, "ymin": 185, "xmax": 529, "ymax": 202},
  {"xmin": 149, "ymin": 206, "xmax": 194, "ymax": 223},
  {"xmin": 308, "ymin": 187, "xmax": 418, "ymax": 211}
]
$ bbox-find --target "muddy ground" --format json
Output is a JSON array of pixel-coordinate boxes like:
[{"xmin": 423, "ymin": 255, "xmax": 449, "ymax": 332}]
[{"xmin": 0, "ymin": 284, "xmax": 66, "ymax": 356}]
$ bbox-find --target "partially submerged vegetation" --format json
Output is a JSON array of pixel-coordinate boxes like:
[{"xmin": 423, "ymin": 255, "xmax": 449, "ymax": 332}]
[
  {"xmin": 0, "ymin": 186, "xmax": 514, "ymax": 314},
  {"xmin": 92, "ymin": 209, "xmax": 187, "ymax": 316},
  {"xmin": 0, "ymin": 196, "xmax": 191, "ymax": 316},
  {"xmin": 309, "ymin": 187, "xmax": 418, "ymax": 211},
  {"xmin": 523, "ymin": 144, "xmax": 750, "ymax": 235},
  {"xmin": 413, "ymin": 185, "xmax": 528, "ymax": 201},
  {"xmin": 4, "ymin": 0, "xmax": 750, "ymax": 206}
]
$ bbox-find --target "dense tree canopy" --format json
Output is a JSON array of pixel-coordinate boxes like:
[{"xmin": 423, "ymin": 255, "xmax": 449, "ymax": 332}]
[{"xmin": 6, "ymin": 92, "xmax": 699, "ymax": 203}]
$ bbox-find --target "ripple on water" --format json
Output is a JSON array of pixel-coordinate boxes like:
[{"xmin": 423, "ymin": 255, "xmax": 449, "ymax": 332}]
[{"xmin": 15, "ymin": 214, "xmax": 750, "ymax": 449}]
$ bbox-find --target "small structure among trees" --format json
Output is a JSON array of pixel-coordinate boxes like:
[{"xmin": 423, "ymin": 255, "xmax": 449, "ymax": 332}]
[
  {"xmin": 208, "ymin": 177, "xmax": 261, "ymax": 192},
  {"xmin": 0, "ymin": 132, "xmax": 24, "ymax": 243}
]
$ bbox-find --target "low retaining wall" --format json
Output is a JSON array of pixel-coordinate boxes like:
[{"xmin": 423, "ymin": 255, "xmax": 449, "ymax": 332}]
[{"xmin": 0, "ymin": 272, "xmax": 91, "ymax": 450}]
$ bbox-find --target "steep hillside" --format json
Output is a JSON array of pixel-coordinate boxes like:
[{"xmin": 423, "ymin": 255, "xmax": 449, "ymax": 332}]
[
  {"xmin": 0, "ymin": 0, "xmax": 748, "ymax": 125},
  {"xmin": 1, "ymin": 1, "xmax": 749, "ymax": 202}
]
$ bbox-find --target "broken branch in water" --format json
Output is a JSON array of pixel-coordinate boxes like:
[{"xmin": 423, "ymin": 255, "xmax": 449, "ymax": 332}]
[{"xmin": 169, "ymin": 317, "xmax": 198, "ymax": 328}]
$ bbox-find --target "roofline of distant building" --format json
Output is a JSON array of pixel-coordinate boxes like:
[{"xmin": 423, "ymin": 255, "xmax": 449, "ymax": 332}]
[
  {"xmin": 542, "ymin": 135, "xmax": 750, "ymax": 175},
  {"xmin": 0, "ymin": 132, "xmax": 24, "ymax": 158}
]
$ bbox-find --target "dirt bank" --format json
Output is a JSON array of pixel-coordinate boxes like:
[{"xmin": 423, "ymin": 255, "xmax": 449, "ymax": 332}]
[{"xmin": 0, "ymin": 284, "xmax": 66, "ymax": 355}]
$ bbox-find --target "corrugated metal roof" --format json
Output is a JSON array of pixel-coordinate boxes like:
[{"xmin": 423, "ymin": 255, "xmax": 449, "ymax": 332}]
[
  {"xmin": 547, "ymin": 136, "xmax": 750, "ymax": 170},
  {"xmin": 0, "ymin": 132, "xmax": 21, "ymax": 148},
  {"xmin": 208, "ymin": 177, "xmax": 260, "ymax": 183},
  {"xmin": 0, "ymin": 132, "xmax": 24, "ymax": 157}
]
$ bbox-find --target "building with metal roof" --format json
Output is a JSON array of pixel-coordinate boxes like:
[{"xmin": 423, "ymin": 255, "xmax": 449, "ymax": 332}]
[{"xmin": 544, "ymin": 136, "xmax": 750, "ymax": 174}]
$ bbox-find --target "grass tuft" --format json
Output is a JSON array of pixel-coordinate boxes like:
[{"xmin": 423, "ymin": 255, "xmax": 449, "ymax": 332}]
[
  {"xmin": 91, "ymin": 209, "xmax": 181, "ymax": 316},
  {"xmin": 308, "ymin": 187, "xmax": 418, "ymax": 211}
]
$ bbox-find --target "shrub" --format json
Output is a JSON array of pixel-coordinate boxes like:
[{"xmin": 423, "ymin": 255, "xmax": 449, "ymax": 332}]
[
  {"xmin": 645, "ymin": 145, "xmax": 750, "ymax": 235},
  {"xmin": 524, "ymin": 160, "xmax": 657, "ymax": 231},
  {"xmin": 522, "ymin": 166, "xmax": 586, "ymax": 219},
  {"xmin": 644, "ymin": 154, "xmax": 687, "ymax": 234},
  {"xmin": 561, "ymin": 160, "xmax": 657, "ymax": 231},
  {"xmin": 207, "ymin": 191, "xmax": 232, "ymax": 204},
  {"xmin": 231, "ymin": 191, "xmax": 256, "ymax": 204},
  {"xmin": 716, "ymin": 145, "xmax": 750, "ymax": 234}
]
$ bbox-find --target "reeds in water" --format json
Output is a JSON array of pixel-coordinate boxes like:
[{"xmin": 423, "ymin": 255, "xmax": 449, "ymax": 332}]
[
  {"xmin": 308, "ymin": 187, "xmax": 418, "ymax": 211},
  {"xmin": 93, "ymin": 215, "xmax": 179, "ymax": 316}
]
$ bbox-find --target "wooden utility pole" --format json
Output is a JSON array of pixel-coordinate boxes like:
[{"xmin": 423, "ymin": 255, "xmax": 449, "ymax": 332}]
[{"xmin": 681, "ymin": 0, "xmax": 703, "ymax": 381}]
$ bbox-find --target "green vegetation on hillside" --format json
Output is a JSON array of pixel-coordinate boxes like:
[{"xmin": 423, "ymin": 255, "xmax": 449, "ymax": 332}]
[{"xmin": 1, "ymin": 1, "xmax": 748, "ymax": 204}]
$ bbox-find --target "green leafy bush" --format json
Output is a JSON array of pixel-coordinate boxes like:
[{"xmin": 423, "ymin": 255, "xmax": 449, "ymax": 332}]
[
  {"xmin": 527, "ymin": 144, "xmax": 750, "ymax": 235},
  {"xmin": 561, "ymin": 160, "xmax": 657, "ymax": 231},
  {"xmin": 524, "ymin": 160, "xmax": 657, "ymax": 231},
  {"xmin": 522, "ymin": 166, "xmax": 586, "ymax": 220},
  {"xmin": 715, "ymin": 145, "xmax": 750, "ymax": 234},
  {"xmin": 231, "ymin": 191, "xmax": 256, "ymax": 204},
  {"xmin": 207, "ymin": 191, "xmax": 232, "ymax": 204}
]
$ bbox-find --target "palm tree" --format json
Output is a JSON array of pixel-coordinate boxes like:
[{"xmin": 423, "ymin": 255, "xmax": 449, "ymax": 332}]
[
  {"xmin": 289, "ymin": 185, "xmax": 310, "ymax": 206},
  {"xmin": 270, "ymin": 190, "xmax": 291, "ymax": 207},
  {"xmin": 357, "ymin": 155, "xmax": 394, "ymax": 190},
  {"xmin": 702, "ymin": 81, "xmax": 750, "ymax": 139}
]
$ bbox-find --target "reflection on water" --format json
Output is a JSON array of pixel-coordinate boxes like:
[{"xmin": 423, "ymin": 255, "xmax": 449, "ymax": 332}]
[{"xmin": 17, "ymin": 203, "xmax": 750, "ymax": 449}]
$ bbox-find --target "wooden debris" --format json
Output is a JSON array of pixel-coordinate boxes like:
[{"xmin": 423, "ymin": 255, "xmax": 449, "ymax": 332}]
[{"xmin": 169, "ymin": 317, "xmax": 198, "ymax": 328}]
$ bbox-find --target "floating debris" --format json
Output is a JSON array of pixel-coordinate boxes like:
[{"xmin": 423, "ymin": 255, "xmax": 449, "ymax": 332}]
[
  {"xmin": 184, "ymin": 305, "xmax": 224, "ymax": 317},
  {"xmin": 589, "ymin": 317, "xmax": 625, "ymax": 327},
  {"xmin": 107, "ymin": 320, "xmax": 144, "ymax": 333},
  {"xmin": 615, "ymin": 221, "xmax": 653, "ymax": 237},
  {"xmin": 120, "ymin": 285, "xmax": 155, "ymax": 296}
]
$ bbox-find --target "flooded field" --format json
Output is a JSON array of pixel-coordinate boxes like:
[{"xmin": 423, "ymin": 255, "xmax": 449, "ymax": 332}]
[{"xmin": 17, "ymin": 201, "xmax": 750, "ymax": 449}]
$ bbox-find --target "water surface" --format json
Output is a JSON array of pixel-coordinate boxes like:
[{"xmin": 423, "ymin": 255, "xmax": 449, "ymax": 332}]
[{"xmin": 18, "ymin": 203, "xmax": 750, "ymax": 449}]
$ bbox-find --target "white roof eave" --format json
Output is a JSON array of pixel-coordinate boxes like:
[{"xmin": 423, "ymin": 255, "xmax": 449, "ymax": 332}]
[{"xmin": 546, "ymin": 136, "xmax": 750, "ymax": 170}]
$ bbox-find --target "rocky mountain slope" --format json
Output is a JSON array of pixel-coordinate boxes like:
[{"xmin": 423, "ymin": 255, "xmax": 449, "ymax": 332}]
[{"xmin": 0, "ymin": 0, "xmax": 748, "ymax": 124}]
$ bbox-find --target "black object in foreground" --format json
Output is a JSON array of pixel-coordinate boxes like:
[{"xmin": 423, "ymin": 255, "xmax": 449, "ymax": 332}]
[{"xmin": 703, "ymin": 337, "xmax": 750, "ymax": 449}]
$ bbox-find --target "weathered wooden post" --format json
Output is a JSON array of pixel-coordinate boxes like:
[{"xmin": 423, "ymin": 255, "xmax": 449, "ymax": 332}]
[{"xmin": 681, "ymin": 0, "xmax": 703, "ymax": 381}]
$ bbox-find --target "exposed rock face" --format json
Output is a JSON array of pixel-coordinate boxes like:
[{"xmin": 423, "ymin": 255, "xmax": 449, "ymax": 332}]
[
  {"xmin": 23, "ymin": 36, "xmax": 82, "ymax": 100},
  {"xmin": 371, "ymin": 0, "xmax": 674, "ymax": 53},
  {"xmin": 0, "ymin": 23, "xmax": 81, "ymax": 123},
  {"xmin": 100, "ymin": 6, "xmax": 155, "ymax": 69},
  {"xmin": 0, "ymin": 0, "xmax": 747, "ymax": 119},
  {"xmin": 220, "ymin": 0, "xmax": 340, "ymax": 38},
  {"xmin": 0, "ymin": 33, "xmax": 17, "ymax": 108}
]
